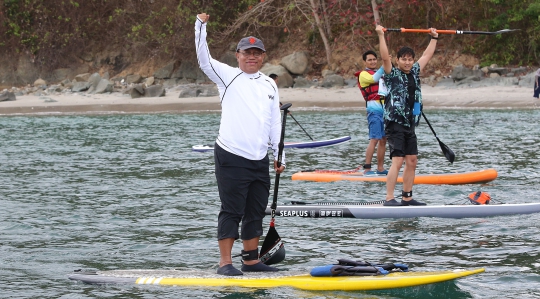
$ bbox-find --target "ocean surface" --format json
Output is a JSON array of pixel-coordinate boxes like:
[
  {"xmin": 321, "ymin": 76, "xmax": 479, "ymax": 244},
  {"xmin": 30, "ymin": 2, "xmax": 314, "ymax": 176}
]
[{"xmin": 1, "ymin": 108, "xmax": 540, "ymax": 298}]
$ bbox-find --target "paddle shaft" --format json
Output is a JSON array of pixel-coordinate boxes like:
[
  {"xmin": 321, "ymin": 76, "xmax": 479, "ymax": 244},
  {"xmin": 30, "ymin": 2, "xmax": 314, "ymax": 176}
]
[
  {"xmin": 384, "ymin": 28, "xmax": 517, "ymax": 35},
  {"xmin": 271, "ymin": 103, "xmax": 290, "ymax": 215},
  {"xmin": 289, "ymin": 113, "xmax": 314, "ymax": 141},
  {"xmin": 421, "ymin": 112, "xmax": 439, "ymax": 138},
  {"xmin": 280, "ymin": 102, "xmax": 314, "ymax": 141},
  {"xmin": 422, "ymin": 112, "xmax": 455, "ymax": 163}
]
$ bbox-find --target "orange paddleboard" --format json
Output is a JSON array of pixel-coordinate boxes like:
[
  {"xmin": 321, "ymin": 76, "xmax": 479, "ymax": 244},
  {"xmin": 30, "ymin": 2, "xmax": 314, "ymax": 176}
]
[{"xmin": 292, "ymin": 168, "xmax": 498, "ymax": 185}]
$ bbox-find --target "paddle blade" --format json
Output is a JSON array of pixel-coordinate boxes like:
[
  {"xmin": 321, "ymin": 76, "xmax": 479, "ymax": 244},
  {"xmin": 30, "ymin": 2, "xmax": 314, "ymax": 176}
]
[
  {"xmin": 437, "ymin": 138, "xmax": 455, "ymax": 164},
  {"xmin": 495, "ymin": 29, "xmax": 520, "ymax": 34},
  {"xmin": 260, "ymin": 223, "xmax": 285, "ymax": 265}
]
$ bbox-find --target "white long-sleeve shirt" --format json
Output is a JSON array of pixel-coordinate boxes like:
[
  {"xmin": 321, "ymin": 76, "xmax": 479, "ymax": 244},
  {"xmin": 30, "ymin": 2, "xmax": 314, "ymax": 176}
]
[{"xmin": 195, "ymin": 17, "xmax": 284, "ymax": 163}]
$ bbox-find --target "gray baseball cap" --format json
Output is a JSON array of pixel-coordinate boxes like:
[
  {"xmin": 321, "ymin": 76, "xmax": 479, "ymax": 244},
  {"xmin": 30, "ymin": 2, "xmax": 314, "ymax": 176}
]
[{"xmin": 236, "ymin": 36, "xmax": 266, "ymax": 52}]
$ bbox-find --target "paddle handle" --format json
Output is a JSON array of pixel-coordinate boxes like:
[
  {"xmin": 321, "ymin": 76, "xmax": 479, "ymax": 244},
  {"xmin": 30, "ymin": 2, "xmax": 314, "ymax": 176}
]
[{"xmin": 384, "ymin": 28, "xmax": 456, "ymax": 34}]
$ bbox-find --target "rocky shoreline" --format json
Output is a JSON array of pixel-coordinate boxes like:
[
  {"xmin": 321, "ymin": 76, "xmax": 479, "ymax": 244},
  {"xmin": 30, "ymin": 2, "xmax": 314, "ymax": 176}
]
[
  {"xmin": 0, "ymin": 83, "xmax": 537, "ymax": 116},
  {"xmin": 0, "ymin": 51, "xmax": 538, "ymax": 115}
]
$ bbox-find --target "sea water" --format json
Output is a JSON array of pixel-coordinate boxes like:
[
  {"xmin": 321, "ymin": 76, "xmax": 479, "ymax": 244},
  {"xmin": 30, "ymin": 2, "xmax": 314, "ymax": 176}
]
[{"xmin": 1, "ymin": 109, "xmax": 539, "ymax": 298}]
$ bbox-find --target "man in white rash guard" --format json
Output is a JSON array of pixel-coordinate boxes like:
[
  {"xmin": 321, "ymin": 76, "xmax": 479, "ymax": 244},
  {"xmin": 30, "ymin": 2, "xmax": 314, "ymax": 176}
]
[{"xmin": 195, "ymin": 13, "xmax": 286, "ymax": 276}]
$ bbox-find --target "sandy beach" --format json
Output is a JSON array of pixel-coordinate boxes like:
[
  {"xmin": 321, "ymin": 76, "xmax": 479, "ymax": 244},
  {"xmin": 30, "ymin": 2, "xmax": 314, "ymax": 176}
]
[{"xmin": 1, "ymin": 85, "xmax": 538, "ymax": 115}]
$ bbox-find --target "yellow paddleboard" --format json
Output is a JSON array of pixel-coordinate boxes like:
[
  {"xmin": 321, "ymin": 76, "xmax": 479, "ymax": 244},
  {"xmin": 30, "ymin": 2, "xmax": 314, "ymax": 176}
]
[{"xmin": 69, "ymin": 268, "xmax": 484, "ymax": 291}]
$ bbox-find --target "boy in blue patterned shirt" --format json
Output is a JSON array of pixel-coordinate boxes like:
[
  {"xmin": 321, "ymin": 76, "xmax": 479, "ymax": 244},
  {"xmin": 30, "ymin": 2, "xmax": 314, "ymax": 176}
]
[{"xmin": 375, "ymin": 24, "xmax": 439, "ymax": 206}]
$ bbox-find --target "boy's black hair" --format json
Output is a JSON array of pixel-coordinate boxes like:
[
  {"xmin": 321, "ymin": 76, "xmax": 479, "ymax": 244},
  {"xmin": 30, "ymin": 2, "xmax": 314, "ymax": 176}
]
[{"xmin": 397, "ymin": 47, "xmax": 415, "ymax": 59}]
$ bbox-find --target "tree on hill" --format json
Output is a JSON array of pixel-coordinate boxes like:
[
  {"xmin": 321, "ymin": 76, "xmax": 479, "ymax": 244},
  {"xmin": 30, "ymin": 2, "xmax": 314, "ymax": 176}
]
[
  {"xmin": 0, "ymin": 0, "xmax": 538, "ymax": 83},
  {"xmin": 218, "ymin": 0, "xmax": 539, "ymax": 68}
]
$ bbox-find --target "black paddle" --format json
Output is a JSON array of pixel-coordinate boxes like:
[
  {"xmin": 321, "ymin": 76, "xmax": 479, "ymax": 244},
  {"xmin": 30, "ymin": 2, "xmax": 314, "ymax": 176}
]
[
  {"xmin": 383, "ymin": 28, "xmax": 519, "ymax": 35},
  {"xmin": 260, "ymin": 103, "xmax": 291, "ymax": 265},
  {"xmin": 422, "ymin": 112, "xmax": 455, "ymax": 164},
  {"xmin": 280, "ymin": 102, "xmax": 314, "ymax": 141}
]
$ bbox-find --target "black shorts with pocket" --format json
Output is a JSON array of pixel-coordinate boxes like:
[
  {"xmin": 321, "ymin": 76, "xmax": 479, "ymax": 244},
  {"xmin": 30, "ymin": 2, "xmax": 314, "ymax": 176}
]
[
  {"xmin": 385, "ymin": 121, "xmax": 418, "ymax": 158},
  {"xmin": 214, "ymin": 143, "xmax": 270, "ymax": 241}
]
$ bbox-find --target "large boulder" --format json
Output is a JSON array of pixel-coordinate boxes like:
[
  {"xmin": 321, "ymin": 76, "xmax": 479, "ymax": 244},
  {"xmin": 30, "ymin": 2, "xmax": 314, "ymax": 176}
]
[
  {"xmin": 511, "ymin": 67, "xmax": 529, "ymax": 76},
  {"xmin": 178, "ymin": 84, "xmax": 219, "ymax": 98},
  {"xmin": 34, "ymin": 78, "xmax": 47, "ymax": 87},
  {"xmin": 88, "ymin": 73, "xmax": 102, "ymax": 89},
  {"xmin": 154, "ymin": 61, "xmax": 176, "ymax": 79},
  {"xmin": 94, "ymin": 79, "xmax": 114, "ymax": 94},
  {"xmin": 280, "ymin": 51, "xmax": 309, "ymax": 75},
  {"xmin": 321, "ymin": 74, "xmax": 345, "ymax": 88},
  {"xmin": 487, "ymin": 66, "xmax": 509, "ymax": 76},
  {"xmin": 145, "ymin": 76, "xmax": 155, "ymax": 86},
  {"xmin": 127, "ymin": 84, "xmax": 165, "ymax": 98},
  {"xmin": 48, "ymin": 85, "xmax": 63, "ymax": 93},
  {"xmin": 260, "ymin": 63, "xmax": 293, "ymax": 88},
  {"xmin": 144, "ymin": 84, "xmax": 166, "ymax": 97},
  {"xmin": 177, "ymin": 61, "xmax": 198, "ymax": 80},
  {"xmin": 293, "ymin": 77, "xmax": 315, "ymax": 88},
  {"xmin": 74, "ymin": 73, "xmax": 91, "ymax": 82},
  {"xmin": 129, "ymin": 84, "xmax": 145, "ymax": 98},
  {"xmin": 0, "ymin": 91, "xmax": 16, "ymax": 102},
  {"xmin": 455, "ymin": 75, "xmax": 482, "ymax": 86},
  {"xmin": 162, "ymin": 78, "xmax": 179, "ymax": 88},
  {"xmin": 518, "ymin": 72, "xmax": 535, "ymax": 87},
  {"xmin": 451, "ymin": 65, "xmax": 474, "ymax": 81},
  {"xmin": 499, "ymin": 77, "xmax": 519, "ymax": 86},
  {"xmin": 71, "ymin": 81, "xmax": 91, "ymax": 92},
  {"xmin": 126, "ymin": 74, "xmax": 143, "ymax": 84}
]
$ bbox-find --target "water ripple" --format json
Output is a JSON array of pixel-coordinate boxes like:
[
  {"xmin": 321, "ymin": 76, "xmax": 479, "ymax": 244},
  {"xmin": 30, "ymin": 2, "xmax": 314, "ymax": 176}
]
[{"xmin": 1, "ymin": 110, "xmax": 540, "ymax": 298}]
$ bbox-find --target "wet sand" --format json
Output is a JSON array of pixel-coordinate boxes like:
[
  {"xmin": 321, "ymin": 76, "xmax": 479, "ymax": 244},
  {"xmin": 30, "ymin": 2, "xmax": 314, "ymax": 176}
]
[{"xmin": 1, "ymin": 85, "xmax": 537, "ymax": 115}]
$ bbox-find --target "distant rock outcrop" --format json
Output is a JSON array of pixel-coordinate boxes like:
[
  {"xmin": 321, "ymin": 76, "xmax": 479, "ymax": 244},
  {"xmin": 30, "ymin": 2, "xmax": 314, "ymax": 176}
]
[
  {"xmin": 129, "ymin": 84, "xmax": 165, "ymax": 98},
  {"xmin": 0, "ymin": 90, "xmax": 16, "ymax": 102},
  {"xmin": 177, "ymin": 84, "xmax": 219, "ymax": 98}
]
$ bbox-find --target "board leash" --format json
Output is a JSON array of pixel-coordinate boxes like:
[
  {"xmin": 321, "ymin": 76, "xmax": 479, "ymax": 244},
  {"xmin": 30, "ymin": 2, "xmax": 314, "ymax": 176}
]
[{"xmin": 290, "ymin": 200, "xmax": 386, "ymax": 206}]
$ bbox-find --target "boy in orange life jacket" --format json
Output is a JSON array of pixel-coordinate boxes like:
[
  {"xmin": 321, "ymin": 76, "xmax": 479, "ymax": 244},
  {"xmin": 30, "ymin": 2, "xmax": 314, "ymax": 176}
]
[{"xmin": 355, "ymin": 50, "xmax": 388, "ymax": 176}]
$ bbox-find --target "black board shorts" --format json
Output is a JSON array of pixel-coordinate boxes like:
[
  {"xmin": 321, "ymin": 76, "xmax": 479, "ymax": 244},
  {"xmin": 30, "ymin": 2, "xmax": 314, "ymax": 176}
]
[
  {"xmin": 385, "ymin": 121, "xmax": 418, "ymax": 158},
  {"xmin": 214, "ymin": 143, "xmax": 270, "ymax": 241}
]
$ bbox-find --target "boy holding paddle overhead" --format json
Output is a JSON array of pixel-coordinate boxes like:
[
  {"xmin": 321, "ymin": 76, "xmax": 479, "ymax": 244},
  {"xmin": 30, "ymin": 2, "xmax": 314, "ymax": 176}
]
[
  {"xmin": 375, "ymin": 24, "xmax": 439, "ymax": 206},
  {"xmin": 195, "ymin": 13, "xmax": 285, "ymax": 276}
]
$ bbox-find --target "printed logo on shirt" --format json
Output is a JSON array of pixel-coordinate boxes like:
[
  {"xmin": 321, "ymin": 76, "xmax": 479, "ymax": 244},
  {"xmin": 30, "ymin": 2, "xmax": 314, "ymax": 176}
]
[{"xmin": 268, "ymin": 95, "xmax": 274, "ymax": 100}]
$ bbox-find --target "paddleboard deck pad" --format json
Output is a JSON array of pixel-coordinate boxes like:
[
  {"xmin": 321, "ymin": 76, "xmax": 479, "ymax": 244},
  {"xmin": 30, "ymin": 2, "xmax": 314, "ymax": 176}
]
[
  {"xmin": 265, "ymin": 201, "xmax": 540, "ymax": 219},
  {"xmin": 292, "ymin": 168, "xmax": 498, "ymax": 185},
  {"xmin": 68, "ymin": 268, "xmax": 484, "ymax": 291},
  {"xmin": 192, "ymin": 136, "xmax": 351, "ymax": 152}
]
